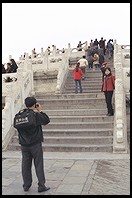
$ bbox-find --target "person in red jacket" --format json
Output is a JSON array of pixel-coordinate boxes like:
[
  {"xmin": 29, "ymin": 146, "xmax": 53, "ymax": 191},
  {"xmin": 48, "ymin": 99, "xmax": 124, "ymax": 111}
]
[
  {"xmin": 102, "ymin": 67, "xmax": 115, "ymax": 116},
  {"xmin": 73, "ymin": 62, "xmax": 83, "ymax": 93}
]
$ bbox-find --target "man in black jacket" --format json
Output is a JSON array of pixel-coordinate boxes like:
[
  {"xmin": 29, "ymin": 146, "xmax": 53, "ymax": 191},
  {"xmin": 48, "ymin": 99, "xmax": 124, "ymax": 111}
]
[{"xmin": 16, "ymin": 96, "xmax": 50, "ymax": 193}]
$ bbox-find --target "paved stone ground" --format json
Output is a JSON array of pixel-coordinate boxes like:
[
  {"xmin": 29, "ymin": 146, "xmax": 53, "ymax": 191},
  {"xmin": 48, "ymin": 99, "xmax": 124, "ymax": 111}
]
[{"xmin": 2, "ymin": 151, "xmax": 130, "ymax": 195}]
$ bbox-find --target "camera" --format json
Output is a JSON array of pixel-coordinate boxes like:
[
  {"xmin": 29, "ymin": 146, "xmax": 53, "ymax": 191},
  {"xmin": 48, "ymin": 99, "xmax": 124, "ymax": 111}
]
[{"xmin": 35, "ymin": 103, "xmax": 39, "ymax": 108}]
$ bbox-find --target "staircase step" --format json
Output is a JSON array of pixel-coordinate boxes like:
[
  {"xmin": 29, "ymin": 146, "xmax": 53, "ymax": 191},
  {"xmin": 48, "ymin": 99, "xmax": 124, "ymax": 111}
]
[
  {"xmin": 65, "ymin": 81, "xmax": 102, "ymax": 89},
  {"xmin": 36, "ymin": 98, "xmax": 109, "ymax": 109},
  {"xmin": 38, "ymin": 105, "xmax": 107, "ymax": 110},
  {"xmin": 44, "ymin": 109, "xmax": 107, "ymax": 116},
  {"xmin": 12, "ymin": 135, "xmax": 113, "ymax": 144},
  {"xmin": 64, "ymin": 86, "xmax": 102, "ymax": 89},
  {"xmin": 49, "ymin": 115, "xmax": 113, "ymax": 122},
  {"xmin": 35, "ymin": 93, "xmax": 105, "ymax": 99},
  {"xmin": 44, "ymin": 121, "xmax": 113, "ymax": 129},
  {"xmin": 7, "ymin": 142, "xmax": 113, "ymax": 152},
  {"xmin": 14, "ymin": 128, "xmax": 113, "ymax": 136},
  {"xmin": 62, "ymin": 90, "xmax": 103, "ymax": 94}
]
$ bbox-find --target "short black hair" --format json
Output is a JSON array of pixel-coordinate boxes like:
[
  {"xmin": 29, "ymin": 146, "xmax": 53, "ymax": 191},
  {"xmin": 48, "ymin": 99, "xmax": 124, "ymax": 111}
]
[{"xmin": 25, "ymin": 97, "xmax": 37, "ymax": 107}]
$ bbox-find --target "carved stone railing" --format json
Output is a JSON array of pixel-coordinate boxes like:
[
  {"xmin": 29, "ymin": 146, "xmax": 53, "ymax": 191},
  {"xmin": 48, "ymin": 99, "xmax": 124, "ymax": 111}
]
[
  {"xmin": 18, "ymin": 41, "xmax": 88, "ymax": 62},
  {"xmin": 113, "ymin": 41, "xmax": 130, "ymax": 153},
  {"xmin": 56, "ymin": 52, "xmax": 69, "ymax": 94},
  {"xmin": 18, "ymin": 42, "xmax": 87, "ymax": 64},
  {"xmin": 25, "ymin": 47, "xmax": 85, "ymax": 73},
  {"xmin": 2, "ymin": 73, "xmax": 18, "ymax": 96},
  {"xmin": 2, "ymin": 55, "xmax": 35, "ymax": 150}
]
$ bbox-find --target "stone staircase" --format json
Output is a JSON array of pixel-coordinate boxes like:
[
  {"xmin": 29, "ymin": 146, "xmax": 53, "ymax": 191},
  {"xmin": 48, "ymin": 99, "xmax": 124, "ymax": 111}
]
[{"xmin": 7, "ymin": 56, "xmax": 115, "ymax": 152}]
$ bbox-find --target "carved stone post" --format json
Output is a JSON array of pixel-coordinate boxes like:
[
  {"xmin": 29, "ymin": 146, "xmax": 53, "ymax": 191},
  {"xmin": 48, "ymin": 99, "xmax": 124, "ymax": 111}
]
[
  {"xmin": 17, "ymin": 66, "xmax": 24, "ymax": 104},
  {"xmin": 43, "ymin": 51, "xmax": 48, "ymax": 71},
  {"xmin": 5, "ymin": 83, "xmax": 14, "ymax": 123},
  {"xmin": 9, "ymin": 55, "xmax": 12, "ymax": 60},
  {"xmin": 23, "ymin": 53, "xmax": 29, "ymax": 71},
  {"xmin": 53, "ymin": 45, "xmax": 57, "ymax": 56},
  {"xmin": 56, "ymin": 70, "xmax": 61, "ymax": 94},
  {"xmin": 113, "ymin": 51, "xmax": 128, "ymax": 153},
  {"xmin": 41, "ymin": 48, "xmax": 43, "ymax": 58},
  {"xmin": 67, "ymin": 43, "xmax": 71, "ymax": 58}
]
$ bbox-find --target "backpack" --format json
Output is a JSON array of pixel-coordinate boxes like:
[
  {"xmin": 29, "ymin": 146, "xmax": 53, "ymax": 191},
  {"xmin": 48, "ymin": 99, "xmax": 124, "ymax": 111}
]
[{"xmin": 13, "ymin": 108, "xmax": 37, "ymax": 130}]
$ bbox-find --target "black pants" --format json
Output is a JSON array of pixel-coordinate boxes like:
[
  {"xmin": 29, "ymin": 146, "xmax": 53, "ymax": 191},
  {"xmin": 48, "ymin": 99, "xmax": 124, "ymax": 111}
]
[
  {"xmin": 21, "ymin": 142, "xmax": 45, "ymax": 188},
  {"xmin": 104, "ymin": 91, "xmax": 114, "ymax": 114}
]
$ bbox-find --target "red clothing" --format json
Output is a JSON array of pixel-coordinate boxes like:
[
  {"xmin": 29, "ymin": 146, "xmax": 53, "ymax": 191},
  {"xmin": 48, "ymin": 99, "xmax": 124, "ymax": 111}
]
[
  {"xmin": 73, "ymin": 68, "xmax": 83, "ymax": 80},
  {"xmin": 102, "ymin": 74, "xmax": 115, "ymax": 91}
]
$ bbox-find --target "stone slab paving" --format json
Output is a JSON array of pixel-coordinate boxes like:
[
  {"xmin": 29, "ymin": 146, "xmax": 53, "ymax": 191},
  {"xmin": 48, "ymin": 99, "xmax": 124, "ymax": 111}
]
[{"xmin": 2, "ymin": 151, "xmax": 130, "ymax": 195}]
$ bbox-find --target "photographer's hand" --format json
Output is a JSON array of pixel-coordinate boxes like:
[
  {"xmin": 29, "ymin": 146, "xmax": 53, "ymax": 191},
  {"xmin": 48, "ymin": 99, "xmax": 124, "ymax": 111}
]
[{"xmin": 36, "ymin": 103, "xmax": 42, "ymax": 112}]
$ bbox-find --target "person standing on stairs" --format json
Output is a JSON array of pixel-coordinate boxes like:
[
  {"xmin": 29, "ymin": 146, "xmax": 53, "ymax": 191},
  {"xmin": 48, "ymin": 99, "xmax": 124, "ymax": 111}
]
[
  {"xmin": 102, "ymin": 67, "xmax": 115, "ymax": 116},
  {"xmin": 77, "ymin": 55, "xmax": 88, "ymax": 80},
  {"xmin": 73, "ymin": 62, "xmax": 83, "ymax": 93},
  {"xmin": 14, "ymin": 97, "xmax": 50, "ymax": 193},
  {"xmin": 92, "ymin": 52, "xmax": 100, "ymax": 70}
]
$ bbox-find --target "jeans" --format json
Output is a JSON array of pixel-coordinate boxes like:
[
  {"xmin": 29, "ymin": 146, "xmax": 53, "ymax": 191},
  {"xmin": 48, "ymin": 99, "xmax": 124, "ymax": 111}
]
[
  {"xmin": 74, "ymin": 80, "xmax": 82, "ymax": 93},
  {"xmin": 80, "ymin": 67, "xmax": 86, "ymax": 78},
  {"xmin": 88, "ymin": 61, "xmax": 93, "ymax": 68}
]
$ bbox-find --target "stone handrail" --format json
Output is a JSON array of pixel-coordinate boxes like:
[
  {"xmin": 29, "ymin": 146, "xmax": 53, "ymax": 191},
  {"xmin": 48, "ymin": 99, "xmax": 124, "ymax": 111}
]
[
  {"xmin": 23, "ymin": 48, "xmax": 85, "ymax": 73},
  {"xmin": 113, "ymin": 41, "xmax": 130, "ymax": 153},
  {"xmin": 56, "ymin": 52, "xmax": 69, "ymax": 94},
  {"xmin": 2, "ymin": 56, "xmax": 35, "ymax": 150},
  {"xmin": 18, "ymin": 42, "xmax": 87, "ymax": 62},
  {"xmin": 2, "ymin": 73, "xmax": 18, "ymax": 96}
]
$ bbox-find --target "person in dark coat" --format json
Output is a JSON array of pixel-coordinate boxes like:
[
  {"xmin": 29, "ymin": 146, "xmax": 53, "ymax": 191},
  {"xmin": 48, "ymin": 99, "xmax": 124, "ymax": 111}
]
[
  {"xmin": 99, "ymin": 49, "xmax": 105, "ymax": 67},
  {"xmin": 9, "ymin": 58, "xmax": 18, "ymax": 72},
  {"xmin": 14, "ymin": 97, "xmax": 50, "ymax": 193},
  {"xmin": 2, "ymin": 64, "xmax": 6, "ymax": 73},
  {"xmin": 99, "ymin": 37, "xmax": 105, "ymax": 55}
]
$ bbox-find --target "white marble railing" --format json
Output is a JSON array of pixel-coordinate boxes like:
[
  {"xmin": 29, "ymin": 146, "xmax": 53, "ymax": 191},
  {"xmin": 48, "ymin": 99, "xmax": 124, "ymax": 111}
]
[
  {"xmin": 2, "ymin": 57, "xmax": 35, "ymax": 150},
  {"xmin": 19, "ymin": 42, "xmax": 87, "ymax": 61},
  {"xmin": 24, "ymin": 47, "xmax": 85, "ymax": 72},
  {"xmin": 2, "ymin": 73, "xmax": 18, "ymax": 96},
  {"xmin": 113, "ymin": 41, "xmax": 130, "ymax": 153},
  {"xmin": 56, "ymin": 52, "xmax": 69, "ymax": 94}
]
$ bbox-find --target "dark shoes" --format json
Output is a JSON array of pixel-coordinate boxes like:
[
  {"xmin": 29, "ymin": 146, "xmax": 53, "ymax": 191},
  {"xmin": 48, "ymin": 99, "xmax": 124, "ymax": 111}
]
[
  {"xmin": 23, "ymin": 185, "xmax": 31, "ymax": 192},
  {"xmin": 38, "ymin": 185, "xmax": 50, "ymax": 193},
  {"xmin": 107, "ymin": 113, "xmax": 114, "ymax": 116},
  {"xmin": 23, "ymin": 184, "xmax": 50, "ymax": 193}
]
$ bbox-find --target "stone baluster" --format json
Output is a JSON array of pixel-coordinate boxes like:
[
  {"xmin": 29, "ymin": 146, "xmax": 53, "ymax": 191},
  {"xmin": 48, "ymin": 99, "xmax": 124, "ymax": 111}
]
[
  {"xmin": 41, "ymin": 48, "xmax": 43, "ymax": 58},
  {"xmin": 67, "ymin": 43, "xmax": 71, "ymax": 58},
  {"xmin": 19, "ymin": 56, "xmax": 22, "ymax": 60},
  {"xmin": 23, "ymin": 53, "xmax": 29, "ymax": 71},
  {"xmin": 26, "ymin": 53, "xmax": 35, "ymax": 95},
  {"xmin": 9, "ymin": 55, "xmax": 12, "ymax": 60},
  {"xmin": 56, "ymin": 70, "xmax": 61, "ymax": 94},
  {"xmin": 43, "ymin": 51, "xmax": 48, "ymax": 71},
  {"xmin": 31, "ymin": 51, "xmax": 35, "ymax": 59},
  {"xmin": 85, "ymin": 41, "xmax": 88, "ymax": 48},
  {"xmin": 17, "ymin": 65, "xmax": 24, "ymax": 104},
  {"xmin": 5, "ymin": 83, "xmax": 15, "ymax": 123},
  {"xmin": 2, "ymin": 99, "xmax": 12, "ymax": 150},
  {"xmin": 113, "ymin": 50, "xmax": 127, "ymax": 153},
  {"xmin": 52, "ymin": 45, "xmax": 57, "ymax": 56}
]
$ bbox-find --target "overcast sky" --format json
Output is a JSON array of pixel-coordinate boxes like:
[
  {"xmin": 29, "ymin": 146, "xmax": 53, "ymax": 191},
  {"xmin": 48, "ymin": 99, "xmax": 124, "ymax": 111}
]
[{"xmin": 2, "ymin": 3, "xmax": 130, "ymax": 63}]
